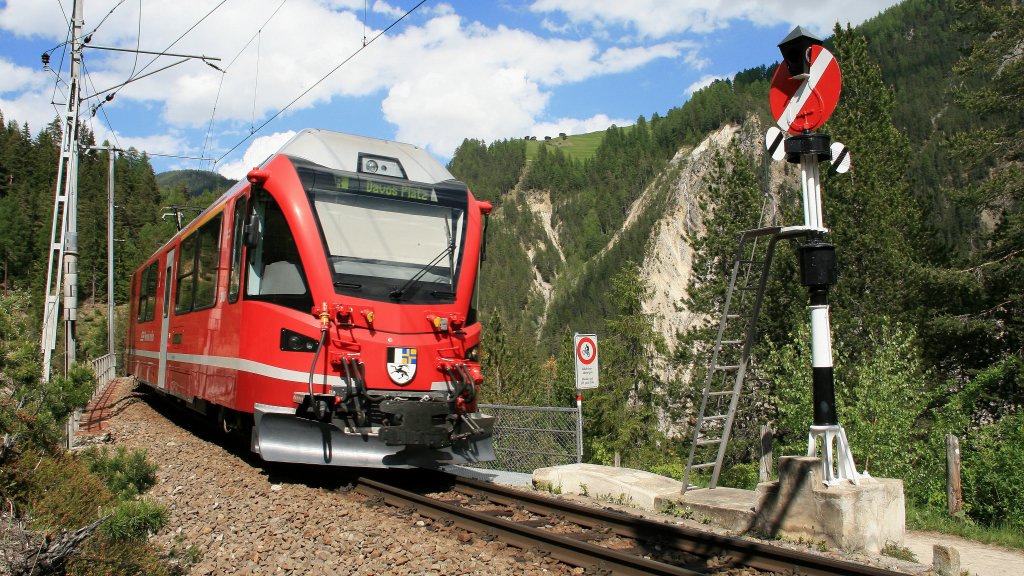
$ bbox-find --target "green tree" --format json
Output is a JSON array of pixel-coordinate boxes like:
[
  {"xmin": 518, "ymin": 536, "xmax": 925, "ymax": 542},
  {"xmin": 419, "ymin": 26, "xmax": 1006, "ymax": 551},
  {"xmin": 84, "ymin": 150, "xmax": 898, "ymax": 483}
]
[
  {"xmin": 932, "ymin": 0, "xmax": 1024, "ymax": 373},
  {"xmin": 823, "ymin": 24, "xmax": 920, "ymax": 336},
  {"xmin": 585, "ymin": 263, "xmax": 665, "ymax": 467}
]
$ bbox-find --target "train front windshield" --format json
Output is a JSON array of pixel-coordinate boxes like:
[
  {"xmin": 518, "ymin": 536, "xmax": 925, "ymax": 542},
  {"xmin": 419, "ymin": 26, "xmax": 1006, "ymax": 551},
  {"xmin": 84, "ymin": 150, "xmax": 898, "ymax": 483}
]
[{"xmin": 297, "ymin": 162, "xmax": 468, "ymax": 304}]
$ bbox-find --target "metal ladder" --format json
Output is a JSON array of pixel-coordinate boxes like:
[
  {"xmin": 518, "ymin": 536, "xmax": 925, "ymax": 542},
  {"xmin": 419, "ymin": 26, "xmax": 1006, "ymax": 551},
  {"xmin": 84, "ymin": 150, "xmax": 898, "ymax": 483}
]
[{"xmin": 682, "ymin": 225, "xmax": 811, "ymax": 491}]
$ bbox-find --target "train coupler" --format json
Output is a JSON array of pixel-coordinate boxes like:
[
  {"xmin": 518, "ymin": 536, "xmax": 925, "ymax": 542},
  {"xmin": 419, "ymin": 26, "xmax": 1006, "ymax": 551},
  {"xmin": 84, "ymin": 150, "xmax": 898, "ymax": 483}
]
[{"xmin": 378, "ymin": 399, "xmax": 453, "ymax": 447}]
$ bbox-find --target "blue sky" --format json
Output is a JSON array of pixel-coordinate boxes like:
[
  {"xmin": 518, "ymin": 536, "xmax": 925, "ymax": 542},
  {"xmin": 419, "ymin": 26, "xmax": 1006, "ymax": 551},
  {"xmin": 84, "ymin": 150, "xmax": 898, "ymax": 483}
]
[{"xmin": 0, "ymin": 1, "xmax": 901, "ymax": 179}]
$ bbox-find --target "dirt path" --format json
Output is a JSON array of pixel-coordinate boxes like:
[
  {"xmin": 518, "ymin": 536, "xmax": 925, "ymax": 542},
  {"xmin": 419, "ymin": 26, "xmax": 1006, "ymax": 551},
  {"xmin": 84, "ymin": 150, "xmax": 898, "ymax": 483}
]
[{"xmin": 904, "ymin": 531, "xmax": 1024, "ymax": 576}]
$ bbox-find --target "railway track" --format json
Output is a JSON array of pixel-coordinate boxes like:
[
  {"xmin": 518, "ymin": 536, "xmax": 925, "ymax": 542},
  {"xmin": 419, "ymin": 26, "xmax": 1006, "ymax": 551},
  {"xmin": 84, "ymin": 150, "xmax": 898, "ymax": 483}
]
[{"xmin": 354, "ymin": 472, "xmax": 911, "ymax": 576}]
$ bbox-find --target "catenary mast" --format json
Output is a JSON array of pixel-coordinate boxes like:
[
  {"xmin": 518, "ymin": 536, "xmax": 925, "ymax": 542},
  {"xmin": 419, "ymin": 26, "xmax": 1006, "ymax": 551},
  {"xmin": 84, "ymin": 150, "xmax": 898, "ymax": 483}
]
[{"xmin": 40, "ymin": 0, "xmax": 84, "ymax": 381}]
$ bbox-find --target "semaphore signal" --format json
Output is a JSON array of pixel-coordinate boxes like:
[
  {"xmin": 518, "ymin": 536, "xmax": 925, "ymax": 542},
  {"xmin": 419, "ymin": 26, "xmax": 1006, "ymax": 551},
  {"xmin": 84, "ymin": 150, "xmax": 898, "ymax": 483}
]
[{"xmin": 765, "ymin": 27, "xmax": 859, "ymax": 484}]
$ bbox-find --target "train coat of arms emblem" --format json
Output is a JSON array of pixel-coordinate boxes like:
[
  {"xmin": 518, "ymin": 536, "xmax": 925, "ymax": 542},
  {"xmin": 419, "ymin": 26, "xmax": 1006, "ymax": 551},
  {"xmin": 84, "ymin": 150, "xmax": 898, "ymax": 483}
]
[{"xmin": 386, "ymin": 347, "xmax": 417, "ymax": 385}]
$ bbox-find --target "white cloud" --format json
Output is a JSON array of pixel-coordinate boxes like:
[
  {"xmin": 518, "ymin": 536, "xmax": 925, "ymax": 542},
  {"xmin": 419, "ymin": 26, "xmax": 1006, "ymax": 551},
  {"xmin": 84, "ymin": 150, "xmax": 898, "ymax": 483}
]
[
  {"xmin": 0, "ymin": 91, "xmax": 61, "ymax": 134},
  {"xmin": 105, "ymin": 131, "xmax": 189, "ymax": 158},
  {"xmin": 373, "ymin": 13, "xmax": 684, "ymax": 156},
  {"xmin": 0, "ymin": 58, "xmax": 47, "ymax": 93},
  {"xmin": 685, "ymin": 73, "xmax": 729, "ymax": 96},
  {"xmin": 599, "ymin": 42, "xmax": 691, "ymax": 73},
  {"xmin": 216, "ymin": 130, "xmax": 297, "ymax": 180},
  {"xmin": 530, "ymin": 0, "xmax": 900, "ymax": 38},
  {"xmin": 371, "ymin": 1, "xmax": 404, "ymax": 18}
]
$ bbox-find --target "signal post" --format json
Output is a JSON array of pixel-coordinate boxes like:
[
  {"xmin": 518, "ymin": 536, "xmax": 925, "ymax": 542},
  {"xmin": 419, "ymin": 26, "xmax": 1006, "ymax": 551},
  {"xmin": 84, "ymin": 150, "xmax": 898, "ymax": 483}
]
[
  {"xmin": 768, "ymin": 27, "xmax": 859, "ymax": 484},
  {"xmin": 750, "ymin": 27, "xmax": 906, "ymax": 552}
]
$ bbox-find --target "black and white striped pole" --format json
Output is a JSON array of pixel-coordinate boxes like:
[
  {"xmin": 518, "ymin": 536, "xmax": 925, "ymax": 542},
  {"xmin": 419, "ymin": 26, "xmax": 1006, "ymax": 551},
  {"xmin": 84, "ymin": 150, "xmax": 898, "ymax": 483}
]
[{"xmin": 768, "ymin": 27, "xmax": 859, "ymax": 484}]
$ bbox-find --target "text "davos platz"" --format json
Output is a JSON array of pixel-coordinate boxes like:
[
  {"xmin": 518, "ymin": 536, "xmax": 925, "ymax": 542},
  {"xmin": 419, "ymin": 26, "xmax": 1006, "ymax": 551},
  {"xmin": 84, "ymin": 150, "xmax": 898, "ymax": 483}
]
[{"xmin": 366, "ymin": 180, "xmax": 431, "ymax": 201}]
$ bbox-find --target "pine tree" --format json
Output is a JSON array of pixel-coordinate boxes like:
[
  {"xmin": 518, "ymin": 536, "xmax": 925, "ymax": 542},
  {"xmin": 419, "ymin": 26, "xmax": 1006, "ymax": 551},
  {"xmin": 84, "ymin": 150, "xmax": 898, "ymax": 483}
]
[
  {"xmin": 585, "ymin": 263, "xmax": 665, "ymax": 467},
  {"xmin": 823, "ymin": 24, "xmax": 920, "ymax": 339},
  {"xmin": 941, "ymin": 0, "xmax": 1024, "ymax": 366}
]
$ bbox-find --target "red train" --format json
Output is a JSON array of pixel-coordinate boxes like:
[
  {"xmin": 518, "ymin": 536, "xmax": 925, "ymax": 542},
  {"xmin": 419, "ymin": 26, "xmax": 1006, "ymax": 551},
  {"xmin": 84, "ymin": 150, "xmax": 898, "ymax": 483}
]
[{"xmin": 126, "ymin": 129, "xmax": 494, "ymax": 468}]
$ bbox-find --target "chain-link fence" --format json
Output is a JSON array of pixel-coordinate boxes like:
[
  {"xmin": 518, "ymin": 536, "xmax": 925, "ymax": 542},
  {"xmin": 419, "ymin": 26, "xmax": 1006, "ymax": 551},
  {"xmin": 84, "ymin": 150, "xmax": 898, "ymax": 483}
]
[{"xmin": 473, "ymin": 404, "xmax": 581, "ymax": 474}]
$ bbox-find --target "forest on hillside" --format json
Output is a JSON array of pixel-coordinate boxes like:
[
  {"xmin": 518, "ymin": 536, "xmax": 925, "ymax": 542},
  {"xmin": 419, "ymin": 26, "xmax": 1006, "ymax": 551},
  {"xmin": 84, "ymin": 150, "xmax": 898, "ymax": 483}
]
[{"xmin": 448, "ymin": 0, "xmax": 1023, "ymax": 531}]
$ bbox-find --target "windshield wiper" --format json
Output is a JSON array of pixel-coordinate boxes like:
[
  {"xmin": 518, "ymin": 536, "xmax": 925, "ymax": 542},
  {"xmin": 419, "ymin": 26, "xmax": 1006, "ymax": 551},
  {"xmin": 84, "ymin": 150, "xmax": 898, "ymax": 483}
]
[
  {"xmin": 334, "ymin": 281, "xmax": 362, "ymax": 290},
  {"xmin": 389, "ymin": 245, "xmax": 452, "ymax": 301}
]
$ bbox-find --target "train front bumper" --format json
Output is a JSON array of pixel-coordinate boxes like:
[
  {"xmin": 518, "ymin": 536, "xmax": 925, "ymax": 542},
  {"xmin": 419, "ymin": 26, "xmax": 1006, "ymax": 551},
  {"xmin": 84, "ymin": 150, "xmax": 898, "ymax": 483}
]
[{"xmin": 251, "ymin": 403, "xmax": 495, "ymax": 468}]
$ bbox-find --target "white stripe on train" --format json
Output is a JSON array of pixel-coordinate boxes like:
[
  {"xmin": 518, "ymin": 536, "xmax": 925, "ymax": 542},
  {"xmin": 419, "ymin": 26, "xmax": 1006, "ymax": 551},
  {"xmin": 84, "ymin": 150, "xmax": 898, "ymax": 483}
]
[{"xmin": 127, "ymin": 348, "xmax": 450, "ymax": 391}]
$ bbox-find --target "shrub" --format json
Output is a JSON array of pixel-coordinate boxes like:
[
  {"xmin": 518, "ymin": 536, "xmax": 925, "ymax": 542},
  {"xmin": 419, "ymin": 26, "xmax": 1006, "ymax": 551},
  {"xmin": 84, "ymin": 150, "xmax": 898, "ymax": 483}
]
[
  {"xmin": 961, "ymin": 412, "xmax": 1024, "ymax": 529},
  {"xmin": 81, "ymin": 446, "xmax": 159, "ymax": 500},
  {"xmin": 718, "ymin": 462, "xmax": 759, "ymax": 490},
  {"xmin": 1, "ymin": 290, "xmax": 96, "ymax": 455},
  {"xmin": 100, "ymin": 498, "xmax": 168, "ymax": 542}
]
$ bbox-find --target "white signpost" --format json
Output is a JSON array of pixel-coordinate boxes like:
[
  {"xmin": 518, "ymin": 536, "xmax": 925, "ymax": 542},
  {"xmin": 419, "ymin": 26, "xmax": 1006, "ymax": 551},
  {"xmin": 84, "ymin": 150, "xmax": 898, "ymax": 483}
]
[{"xmin": 573, "ymin": 333, "xmax": 599, "ymax": 463}]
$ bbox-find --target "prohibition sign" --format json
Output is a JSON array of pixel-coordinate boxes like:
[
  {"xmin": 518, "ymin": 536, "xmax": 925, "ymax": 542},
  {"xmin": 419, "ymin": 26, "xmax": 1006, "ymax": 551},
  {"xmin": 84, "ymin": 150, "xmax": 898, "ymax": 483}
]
[
  {"xmin": 769, "ymin": 44, "xmax": 842, "ymax": 134},
  {"xmin": 576, "ymin": 336, "xmax": 597, "ymax": 365},
  {"xmin": 574, "ymin": 333, "xmax": 599, "ymax": 389}
]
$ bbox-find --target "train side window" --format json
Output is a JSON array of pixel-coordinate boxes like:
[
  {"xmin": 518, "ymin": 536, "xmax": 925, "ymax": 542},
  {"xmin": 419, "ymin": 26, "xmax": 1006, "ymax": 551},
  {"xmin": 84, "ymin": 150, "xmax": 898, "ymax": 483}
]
[
  {"xmin": 175, "ymin": 213, "xmax": 223, "ymax": 314},
  {"xmin": 163, "ymin": 258, "xmax": 172, "ymax": 319},
  {"xmin": 228, "ymin": 199, "xmax": 245, "ymax": 303},
  {"xmin": 175, "ymin": 234, "xmax": 197, "ymax": 314},
  {"xmin": 136, "ymin": 263, "xmax": 158, "ymax": 322},
  {"xmin": 245, "ymin": 191, "xmax": 311, "ymax": 312},
  {"xmin": 194, "ymin": 214, "xmax": 222, "ymax": 310}
]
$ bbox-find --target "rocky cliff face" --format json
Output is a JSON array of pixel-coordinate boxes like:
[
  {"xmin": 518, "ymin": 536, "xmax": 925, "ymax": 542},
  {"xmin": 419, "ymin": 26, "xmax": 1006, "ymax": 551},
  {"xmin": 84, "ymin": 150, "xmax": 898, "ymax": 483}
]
[
  {"xmin": 514, "ymin": 116, "xmax": 786, "ymax": 365},
  {"xmin": 640, "ymin": 117, "xmax": 780, "ymax": 359}
]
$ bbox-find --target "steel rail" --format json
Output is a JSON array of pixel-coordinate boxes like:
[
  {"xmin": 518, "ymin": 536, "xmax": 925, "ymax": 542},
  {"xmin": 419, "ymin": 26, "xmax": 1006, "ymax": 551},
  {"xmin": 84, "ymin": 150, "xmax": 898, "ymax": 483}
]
[
  {"xmin": 355, "ymin": 476, "xmax": 702, "ymax": 576},
  {"xmin": 449, "ymin": 475, "xmax": 909, "ymax": 576}
]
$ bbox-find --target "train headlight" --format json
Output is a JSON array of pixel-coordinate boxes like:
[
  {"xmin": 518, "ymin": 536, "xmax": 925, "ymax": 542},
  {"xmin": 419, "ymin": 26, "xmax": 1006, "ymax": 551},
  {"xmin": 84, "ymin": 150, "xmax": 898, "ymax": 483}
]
[
  {"xmin": 280, "ymin": 328, "xmax": 319, "ymax": 352},
  {"xmin": 465, "ymin": 345, "xmax": 480, "ymax": 362}
]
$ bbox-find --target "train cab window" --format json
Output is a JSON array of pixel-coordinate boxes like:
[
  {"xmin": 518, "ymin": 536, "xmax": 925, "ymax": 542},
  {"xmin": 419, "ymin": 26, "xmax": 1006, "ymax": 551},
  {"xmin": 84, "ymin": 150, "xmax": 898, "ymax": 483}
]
[
  {"xmin": 136, "ymin": 262, "xmax": 158, "ymax": 322},
  {"xmin": 245, "ymin": 191, "xmax": 312, "ymax": 312},
  {"xmin": 228, "ymin": 198, "xmax": 246, "ymax": 303},
  {"xmin": 306, "ymin": 175, "xmax": 467, "ymax": 304},
  {"xmin": 175, "ymin": 214, "xmax": 223, "ymax": 314}
]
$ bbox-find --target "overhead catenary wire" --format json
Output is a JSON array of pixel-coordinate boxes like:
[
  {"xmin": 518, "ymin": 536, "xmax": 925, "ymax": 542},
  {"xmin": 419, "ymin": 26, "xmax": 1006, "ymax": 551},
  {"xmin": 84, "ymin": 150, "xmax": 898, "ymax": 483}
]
[
  {"xmin": 125, "ymin": 0, "xmax": 143, "ymax": 83},
  {"xmin": 60, "ymin": 0, "xmax": 222, "ymax": 169},
  {"xmin": 82, "ymin": 0, "xmax": 129, "ymax": 42},
  {"xmin": 47, "ymin": 22, "xmax": 73, "ymax": 117},
  {"xmin": 84, "ymin": 0, "xmax": 228, "ymax": 104},
  {"xmin": 215, "ymin": 0, "xmax": 429, "ymax": 166},
  {"xmin": 251, "ymin": 30, "xmax": 261, "ymax": 134},
  {"xmin": 54, "ymin": 0, "xmax": 70, "ymax": 27},
  {"xmin": 200, "ymin": 0, "xmax": 289, "ymax": 168},
  {"xmin": 81, "ymin": 59, "xmax": 124, "ymax": 151}
]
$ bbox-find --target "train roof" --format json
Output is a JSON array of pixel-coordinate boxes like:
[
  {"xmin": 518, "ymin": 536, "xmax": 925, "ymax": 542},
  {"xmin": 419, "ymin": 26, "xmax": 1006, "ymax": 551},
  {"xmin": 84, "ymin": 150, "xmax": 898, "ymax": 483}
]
[{"xmin": 269, "ymin": 129, "xmax": 457, "ymax": 185}]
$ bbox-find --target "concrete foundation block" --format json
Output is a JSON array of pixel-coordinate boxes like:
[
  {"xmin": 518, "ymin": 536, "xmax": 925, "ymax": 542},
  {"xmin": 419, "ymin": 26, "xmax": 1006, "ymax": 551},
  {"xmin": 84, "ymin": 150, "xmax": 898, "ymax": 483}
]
[
  {"xmin": 532, "ymin": 463, "xmax": 681, "ymax": 511},
  {"xmin": 932, "ymin": 544, "xmax": 960, "ymax": 576},
  {"xmin": 753, "ymin": 456, "xmax": 905, "ymax": 553},
  {"xmin": 667, "ymin": 487, "xmax": 757, "ymax": 532}
]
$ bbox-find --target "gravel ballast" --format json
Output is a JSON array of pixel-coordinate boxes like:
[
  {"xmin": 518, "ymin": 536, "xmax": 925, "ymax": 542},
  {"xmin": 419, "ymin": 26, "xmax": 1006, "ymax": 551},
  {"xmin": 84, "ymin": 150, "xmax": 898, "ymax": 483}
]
[{"xmin": 101, "ymin": 378, "xmax": 575, "ymax": 575}]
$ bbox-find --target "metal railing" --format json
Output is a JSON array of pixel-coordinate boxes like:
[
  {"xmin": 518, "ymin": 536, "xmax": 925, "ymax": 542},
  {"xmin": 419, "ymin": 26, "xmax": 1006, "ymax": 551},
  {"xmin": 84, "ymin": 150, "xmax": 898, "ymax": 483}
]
[
  {"xmin": 473, "ymin": 404, "xmax": 581, "ymax": 474},
  {"xmin": 65, "ymin": 353, "xmax": 118, "ymax": 448}
]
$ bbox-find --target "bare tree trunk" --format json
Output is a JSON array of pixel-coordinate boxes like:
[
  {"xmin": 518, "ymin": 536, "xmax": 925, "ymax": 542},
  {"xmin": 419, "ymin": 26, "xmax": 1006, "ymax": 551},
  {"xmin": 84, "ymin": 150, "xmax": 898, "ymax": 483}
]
[{"xmin": 9, "ymin": 516, "xmax": 107, "ymax": 576}]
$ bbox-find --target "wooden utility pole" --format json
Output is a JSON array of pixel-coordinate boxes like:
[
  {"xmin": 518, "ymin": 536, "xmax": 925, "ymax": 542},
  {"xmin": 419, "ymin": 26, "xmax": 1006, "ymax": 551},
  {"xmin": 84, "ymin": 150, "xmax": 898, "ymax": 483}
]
[
  {"xmin": 945, "ymin": 433, "xmax": 962, "ymax": 515},
  {"xmin": 759, "ymin": 425, "xmax": 774, "ymax": 483}
]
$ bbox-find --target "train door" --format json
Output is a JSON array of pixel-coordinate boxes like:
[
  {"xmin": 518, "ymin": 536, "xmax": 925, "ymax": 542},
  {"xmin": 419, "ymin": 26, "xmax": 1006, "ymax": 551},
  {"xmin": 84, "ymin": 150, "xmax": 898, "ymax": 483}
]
[{"xmin": 158, "ymin": 248, "xmax": 175, "ymax": 391}]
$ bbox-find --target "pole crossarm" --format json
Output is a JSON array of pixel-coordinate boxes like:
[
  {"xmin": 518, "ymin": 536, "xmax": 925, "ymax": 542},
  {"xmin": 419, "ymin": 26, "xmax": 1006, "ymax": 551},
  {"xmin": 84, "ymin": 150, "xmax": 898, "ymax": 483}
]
[{"xmin": 85, "ymin": 44, "xmax": 221, "ymax": 61}]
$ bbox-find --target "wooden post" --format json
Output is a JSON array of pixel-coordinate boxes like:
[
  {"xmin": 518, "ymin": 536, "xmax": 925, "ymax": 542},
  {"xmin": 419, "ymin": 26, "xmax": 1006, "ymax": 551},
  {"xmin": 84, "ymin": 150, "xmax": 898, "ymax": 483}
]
[
  {"xmin": 759, "ymin": 425, "xmax": 774, "ymax": 482},
  {"xmin": 945, "ymin": 433, "xmax": 962, "ymax": 515},
  {"xmin": 614, "ymin": 450, "xmax": 621, "ymax": 468}
]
